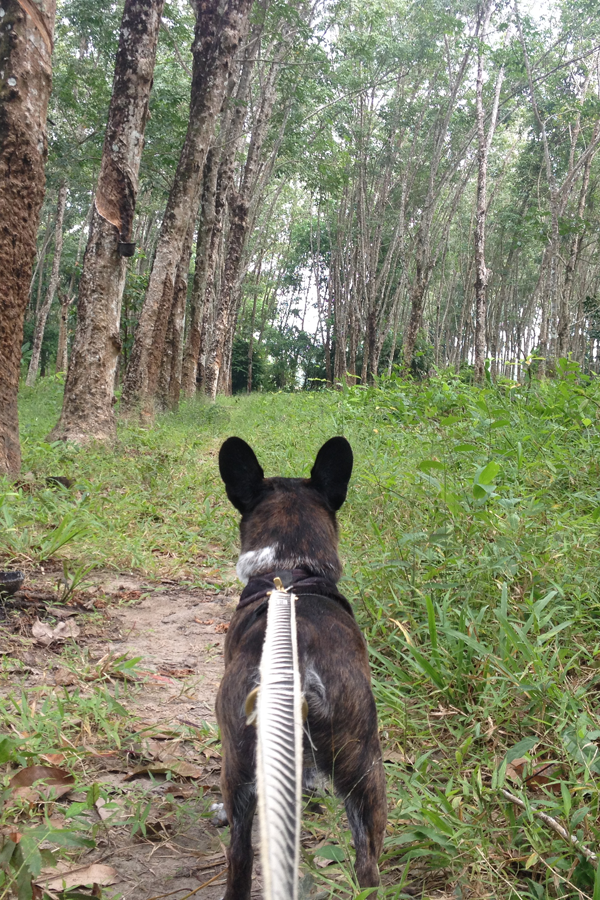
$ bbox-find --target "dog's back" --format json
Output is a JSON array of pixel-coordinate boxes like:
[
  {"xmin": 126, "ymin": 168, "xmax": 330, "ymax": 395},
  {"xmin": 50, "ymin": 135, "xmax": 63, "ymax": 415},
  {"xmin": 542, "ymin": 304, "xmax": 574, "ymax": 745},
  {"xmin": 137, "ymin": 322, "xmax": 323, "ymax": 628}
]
[{"xmin": 217, "ymin": 437, "xmax": 386, "ymax": 900}]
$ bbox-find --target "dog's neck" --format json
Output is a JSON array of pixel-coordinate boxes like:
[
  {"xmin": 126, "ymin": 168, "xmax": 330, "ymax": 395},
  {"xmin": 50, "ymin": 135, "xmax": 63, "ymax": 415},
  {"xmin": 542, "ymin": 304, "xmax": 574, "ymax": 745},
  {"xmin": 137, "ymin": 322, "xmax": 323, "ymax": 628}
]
[{"xmin": 236, "ymin": 542, "xmax": 342, "ymax": 585}]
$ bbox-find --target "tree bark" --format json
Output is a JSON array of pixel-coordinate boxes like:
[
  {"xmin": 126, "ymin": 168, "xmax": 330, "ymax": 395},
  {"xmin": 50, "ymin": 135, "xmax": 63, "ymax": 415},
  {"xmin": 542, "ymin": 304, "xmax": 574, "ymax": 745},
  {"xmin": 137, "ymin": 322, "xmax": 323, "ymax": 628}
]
[
  {"xmin": 157, "ymin": 215, "xmax": 196, "ymax": 410},
  {"xmin": 30, "ymin": 220, "xmax": 52, "ymax": 313},
  {"xmin": 56, "ymin": 291, "xmax": 71, "ymax": 373},
  {"xmin": 55, "ymin": 197, "xmax": 93, "ymax": 373},
  {"xmin": 180, "ymin": 148, "xmax": 219, "ymax": 397},
  {"xmin": 474, "ymin": 2, "xmax": 503, "ymax": 382},
  {"xmin": 121, "ymin": 0, "xmax": 253, "ymax": 415},
  {"xmin": 48, "ymin": 0, "xmax": 164, "ymax": 444},
  {"xmin": 0, "ymin": 0, "xmax": 56, "ymax": 476},
  {"xmin": 203, "ymin": 39, "xmax": 283, "ymax": 400},
  {"xmin": 26, "ymin": 180, "xmax": 67, "ymax": 386}
]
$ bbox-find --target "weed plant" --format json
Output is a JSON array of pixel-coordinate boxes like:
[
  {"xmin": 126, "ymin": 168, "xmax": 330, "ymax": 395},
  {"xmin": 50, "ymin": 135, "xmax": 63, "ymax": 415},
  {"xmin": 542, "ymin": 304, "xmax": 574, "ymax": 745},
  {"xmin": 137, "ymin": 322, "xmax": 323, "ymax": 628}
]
[{"xmin": 2, "ymin": 363, "xmax": 600, "ymax": 898}]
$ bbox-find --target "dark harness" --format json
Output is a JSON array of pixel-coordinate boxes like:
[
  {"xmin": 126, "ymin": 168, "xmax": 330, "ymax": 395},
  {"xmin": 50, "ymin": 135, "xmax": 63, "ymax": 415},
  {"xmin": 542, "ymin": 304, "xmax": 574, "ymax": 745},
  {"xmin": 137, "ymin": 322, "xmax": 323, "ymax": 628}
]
[{"xmin": 236, "ymin": 568, "xmax": 355, "ymax": 627}]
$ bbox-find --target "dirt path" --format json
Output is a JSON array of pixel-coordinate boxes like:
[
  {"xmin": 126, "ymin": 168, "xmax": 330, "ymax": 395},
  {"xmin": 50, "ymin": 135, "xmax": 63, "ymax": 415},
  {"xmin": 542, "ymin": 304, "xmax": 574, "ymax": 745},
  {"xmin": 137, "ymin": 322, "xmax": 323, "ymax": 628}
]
[
  {"xmin": 1, "ymin": 569, "xmax": 262, "ymax": 900},
  {"xmin": 99, "ymin": 573, "xmax": 231, "ymax": 729},
  {"xmin": 1, "ymin": 569, "xmax": 343, "ymax": 900},
  {"xmin": 85, "ymin": 573, "xmax": 251, "ymax": 900}
]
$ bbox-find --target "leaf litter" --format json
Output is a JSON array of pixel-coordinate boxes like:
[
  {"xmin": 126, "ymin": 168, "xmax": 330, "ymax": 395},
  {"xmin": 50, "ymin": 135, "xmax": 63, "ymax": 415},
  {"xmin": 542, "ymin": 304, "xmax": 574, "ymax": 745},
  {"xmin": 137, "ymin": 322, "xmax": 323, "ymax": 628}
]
[{"xmin": 0, "ymin": 568, "xmax": 239, "ymax": 900}]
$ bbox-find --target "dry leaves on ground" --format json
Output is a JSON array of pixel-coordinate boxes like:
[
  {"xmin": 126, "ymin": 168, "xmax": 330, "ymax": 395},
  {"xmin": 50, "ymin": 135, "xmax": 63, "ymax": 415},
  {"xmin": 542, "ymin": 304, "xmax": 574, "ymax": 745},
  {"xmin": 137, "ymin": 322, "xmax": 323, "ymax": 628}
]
[
  {"xmin": 506, "ymin": 757, "xmax": 564, "ymax": 795},
  {"xmin": 9, "ymin": 765, "xmax": 74, "ymax": 801},
  {"xmin": 32, "ymin": 618, "xmax": 80, "ymax": 646},
  {"xmin": 36, "ymin": 863, "xmax": 119, "ymax": 892}
]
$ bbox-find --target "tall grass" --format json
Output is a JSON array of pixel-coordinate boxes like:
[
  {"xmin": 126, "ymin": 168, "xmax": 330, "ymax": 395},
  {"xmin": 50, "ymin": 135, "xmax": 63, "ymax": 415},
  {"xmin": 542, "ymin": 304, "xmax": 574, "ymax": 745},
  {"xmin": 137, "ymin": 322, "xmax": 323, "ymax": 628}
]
[{"xmin": 3, "ymin": 363, "xmax": 600, "ymax": 898}]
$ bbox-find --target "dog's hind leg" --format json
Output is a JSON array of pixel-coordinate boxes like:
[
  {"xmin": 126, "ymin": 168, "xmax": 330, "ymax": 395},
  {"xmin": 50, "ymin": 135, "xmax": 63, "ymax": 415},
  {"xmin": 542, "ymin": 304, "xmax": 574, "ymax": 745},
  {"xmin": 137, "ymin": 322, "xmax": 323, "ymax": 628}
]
[
  {"xmin": 339, "ymin": 758, "xmax": 387, "ymax": 889},
  {"xmin": 220, "ymin": 768, "xmax": 256, "ymax": 900}
]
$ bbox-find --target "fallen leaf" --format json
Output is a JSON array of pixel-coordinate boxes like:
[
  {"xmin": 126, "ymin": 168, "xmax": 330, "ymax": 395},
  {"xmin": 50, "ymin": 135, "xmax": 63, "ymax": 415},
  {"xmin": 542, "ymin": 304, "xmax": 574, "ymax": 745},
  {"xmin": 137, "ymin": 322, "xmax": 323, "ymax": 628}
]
[
  {"xmin": 40, "ymin": 753, "xmax": 66, "ymax": 766},
  {"xmin": 506, "ymin": 757, "xmax": 564, "ymax": 795},
  {"xmin": 383, "ymin": 749, "xmax": 409, "ymax": 766},
  {"xmin": 524, "ymin": 761, "xmax": 564, "ymax": 793},
  {"xmin": 143, "ymin": 818, "xmax": 176, "ymax": 839},
  {"xmin": 157, "ymin": 666, "xmax": 195, "ymax": 678},
  {"xmin": 32, "ymin": 618, "xmax": 80, "ymax": 646},
  {"xmin": 136, "ymin": 671, "xmax": 174, "ymax": 684},
  {"xmin": 37, "ymin": 863, "xmax": 119, "ymax": 891},
  {"xmin": 9, "ymin": 765, "xmax": 74, "ymax": 800},
  {"xmin": 95, "ymin": 797, "xmax": 125, "ymax": 822},
  {"xmin": 202, "ymin": 747, "xmax": 221, "ymax": 760},
  {"xmin": 195, "ymin": 618, "xmax": 214, "ymax": 626},
  {"xmin": 506, "ymin": 756, "xmax": 527, "ymax": 784},
  {"xmin": 214, "ymin": 623, "xmax": 229, "ymax": 634},
  {"xmin": 54, "ymin": 667, "xmax": 77, "ymax": 686},
  {"xmin": 124, "ymin": 756, "xmax": 206, "ymax": 781},
  {"xmin": 46, "ymin": 607, "xmax": 79, "ymax": 618}
]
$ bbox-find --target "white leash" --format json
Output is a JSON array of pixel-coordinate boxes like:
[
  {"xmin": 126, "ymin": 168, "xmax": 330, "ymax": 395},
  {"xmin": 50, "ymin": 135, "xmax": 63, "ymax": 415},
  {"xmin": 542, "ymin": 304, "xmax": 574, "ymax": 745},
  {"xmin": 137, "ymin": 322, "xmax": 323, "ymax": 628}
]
[{"xmin": 255, "ymin": 587, "xmax": 302, "ymax": 900}]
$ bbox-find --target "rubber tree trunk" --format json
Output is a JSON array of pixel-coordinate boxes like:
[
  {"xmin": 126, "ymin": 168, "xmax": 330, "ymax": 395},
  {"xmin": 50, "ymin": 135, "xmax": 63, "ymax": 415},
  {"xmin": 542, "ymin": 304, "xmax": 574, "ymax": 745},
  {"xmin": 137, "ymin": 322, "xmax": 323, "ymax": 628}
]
[
  {"xmin": 180, "ymin": 26, "xmax": 257, "ymax": 399},
  {"xmin": 157, "ymin": 215, "xmax": 196, "ymax": 410},
  {"xmin": 403, "ymin": 249, "xmax": 430, "ymax": 369},
  {"xmin": 56, "ymin": 291, "xmax": 71, "ymax": 373},
  {"xmin": 121, "ymin": 0, "xmax": 253, "ymax": 416},
  {"xmin": 473, "ymin": 3, "xmax": 503, "ymax": 382},
  {"xmin": 203, "ymin": 46, "xmax": 281, "ymax": 400},
  {"xmin": 48, "ymin": 0, "xmax": 164, "ymax": 444},
  {"xmin": 55, "ymin": 197, "xmax": 93, "ymax": 373},
  {"xmin": 180, "ymin": 149, "xmax": 219, "ymax": 397},
  {"xmin": 26, "ymin": 179, "xmax": 68, "ymax": 386},
  {"xmin": 0, "ymin": 0, "xmax": 56, "ymax": 477}
]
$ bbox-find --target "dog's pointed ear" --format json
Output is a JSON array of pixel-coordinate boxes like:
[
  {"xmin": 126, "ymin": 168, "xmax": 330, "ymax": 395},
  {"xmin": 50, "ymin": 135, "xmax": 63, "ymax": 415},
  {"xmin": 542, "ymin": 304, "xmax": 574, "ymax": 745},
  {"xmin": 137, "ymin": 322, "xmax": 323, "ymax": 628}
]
[
  {"xmin": 219, "ymin": 437, "xmax": 264, "ymax": 514},
  {"xmin": 310, "ymin": 437, "xmax": 353, "ymax": 511}
]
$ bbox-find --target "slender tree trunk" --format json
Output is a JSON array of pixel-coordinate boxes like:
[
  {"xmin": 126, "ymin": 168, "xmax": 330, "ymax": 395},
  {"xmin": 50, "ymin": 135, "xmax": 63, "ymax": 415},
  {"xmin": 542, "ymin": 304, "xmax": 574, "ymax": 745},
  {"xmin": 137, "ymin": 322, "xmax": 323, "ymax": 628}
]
[
  {"xmin": 347, "ymin": 307, "xmax": 359, "ymax": 382},
  {"xmin": 26, "ymin": 180, "xmax": 68, "ymax": 385},
  {"xmin": 474, "ymin": 2, "xmax": 503, "ymax": 382},
  {"xmin": 121, "ymin": 0, "xmax": 253, "ymax": 415},
  {"xmin": 157, "ymin": 216, "xmax": 196, "ymax": 410},
  {"xmin": 56, "ymin": 291, "xmax": 72, "ymax": 373},
  {"xmin": 0, "ymin": 0, "xmax": 56, "ymax": 476},
  {"xmin": 48, "ymin": 0, "xmax": 164, "ymax": 443},
  {"xmin": 180, "ymin": 24, "xmax": 258, "ymax": 400},
  {"xmin": 203, "ymin": 34, "xmax": 288, "ymax": 399},
  {"xmin": 55, "ymin": 197, "xmax": 93, "ymax": 374},
  {"xmin": 30, "ymin": 222, "xmax": 53, "ymax": 313},
  {"xmin": 180, "ymin": 149, "xmax": 219, "ymax": 397},
  {"xmin": 558, "ymin": 124, "xmax": 599, "ymax": 358},
  {"xmin": 246, "ymin": 257, "xmax": 263, "ymax": 392},
  {"xmin": 204, "ymin": 191, "xmax": 247, "ymax": 399},
  {"xmin": 404, "ymin": 253, "xmax": 429, "ymax": 369}
]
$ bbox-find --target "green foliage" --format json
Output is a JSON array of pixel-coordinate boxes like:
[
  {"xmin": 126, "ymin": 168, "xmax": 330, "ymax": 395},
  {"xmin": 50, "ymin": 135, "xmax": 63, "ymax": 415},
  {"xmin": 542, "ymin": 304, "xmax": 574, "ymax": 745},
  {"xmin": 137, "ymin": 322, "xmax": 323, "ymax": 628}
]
[
  {"xmin": 0, "ymin": 681, "xmax": 139, "ymax": 900},
  {"xmin": 8, "ymin": 361, "xmax": 600, "ymax": 897}
]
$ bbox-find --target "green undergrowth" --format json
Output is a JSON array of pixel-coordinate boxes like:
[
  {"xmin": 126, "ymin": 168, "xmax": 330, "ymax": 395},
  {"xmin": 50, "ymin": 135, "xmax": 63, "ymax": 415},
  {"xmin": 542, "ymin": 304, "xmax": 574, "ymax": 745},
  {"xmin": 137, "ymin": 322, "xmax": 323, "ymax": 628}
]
[{"xmin": 2, "ymin": 362, "xmax": 600, "ymax": 898}]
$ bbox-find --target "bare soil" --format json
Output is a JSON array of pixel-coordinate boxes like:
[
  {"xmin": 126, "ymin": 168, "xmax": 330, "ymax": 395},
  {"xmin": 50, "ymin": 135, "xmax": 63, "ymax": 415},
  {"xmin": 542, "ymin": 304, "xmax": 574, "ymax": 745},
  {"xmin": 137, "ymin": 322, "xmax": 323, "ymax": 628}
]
[
  {"xmin": 1, "ymin": 568, "xmax": 392, "ymax": 900},
  {"xmin": 0, "ymin": 568, "xmax": 257, "ymax": 900}
]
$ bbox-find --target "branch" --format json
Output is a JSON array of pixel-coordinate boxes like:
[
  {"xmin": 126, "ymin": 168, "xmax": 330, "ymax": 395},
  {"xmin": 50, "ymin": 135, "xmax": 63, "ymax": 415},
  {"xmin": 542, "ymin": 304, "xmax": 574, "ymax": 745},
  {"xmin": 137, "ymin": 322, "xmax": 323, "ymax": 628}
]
[
  {"xmin": 160, "ymin": 20, "xmax": 192, "ymax": 78},
  {"xmin": 501, "ymin": 788, "xmax": 598, "ymax": 867}
]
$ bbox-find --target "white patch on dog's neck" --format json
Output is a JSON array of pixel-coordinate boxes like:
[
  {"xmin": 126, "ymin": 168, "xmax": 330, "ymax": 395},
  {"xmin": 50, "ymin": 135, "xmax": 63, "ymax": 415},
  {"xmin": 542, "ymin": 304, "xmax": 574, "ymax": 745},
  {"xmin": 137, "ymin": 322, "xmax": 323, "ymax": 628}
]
[
  {"xmin": 236, "ymin": 545, "xmax": 279, "ymax": 584},
  {"xmin": 236, "ymin": 543, "xmax": 341, "ymax": 585}
]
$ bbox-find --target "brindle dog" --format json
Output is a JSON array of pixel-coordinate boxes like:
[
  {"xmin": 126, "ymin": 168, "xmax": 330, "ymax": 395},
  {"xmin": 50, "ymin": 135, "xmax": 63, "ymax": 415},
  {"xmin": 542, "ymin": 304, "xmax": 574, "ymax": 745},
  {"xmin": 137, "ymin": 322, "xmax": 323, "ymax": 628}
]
[{"xmin": 216, "ymin": 436, "xmax": 387, "ymax": 900}]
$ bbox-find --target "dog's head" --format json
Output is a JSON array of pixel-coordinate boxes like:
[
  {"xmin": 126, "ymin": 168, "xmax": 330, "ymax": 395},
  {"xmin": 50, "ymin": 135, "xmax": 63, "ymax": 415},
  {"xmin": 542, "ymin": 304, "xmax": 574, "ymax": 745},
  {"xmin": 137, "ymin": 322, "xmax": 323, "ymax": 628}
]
[{"xmin": 219, "ymin": 437, "xmax": 353, "ymax": 584}]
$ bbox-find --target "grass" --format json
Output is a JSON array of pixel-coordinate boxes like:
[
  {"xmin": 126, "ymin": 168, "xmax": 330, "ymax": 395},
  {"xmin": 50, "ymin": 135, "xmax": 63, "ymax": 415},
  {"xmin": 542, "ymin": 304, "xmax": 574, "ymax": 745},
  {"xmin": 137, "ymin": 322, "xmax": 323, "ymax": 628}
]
[{"xmin": 2, "ymin": 362, "xmax": 600, "ymax": 899}]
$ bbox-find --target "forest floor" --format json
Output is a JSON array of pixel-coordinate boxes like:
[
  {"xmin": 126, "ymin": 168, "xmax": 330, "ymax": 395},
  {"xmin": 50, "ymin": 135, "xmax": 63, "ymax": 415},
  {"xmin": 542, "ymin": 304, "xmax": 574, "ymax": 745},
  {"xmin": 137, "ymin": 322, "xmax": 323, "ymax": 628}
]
[
  {"xmin": 1, "ymin": 563, "xmax": 355, "ymax": 900},
  {"xmin": 0, "ymin": 564, "xmax": 238, "ymax": 900},
  {"xmin": 3, "ymin": 372, "xmax": 600, "ymax": 900}
]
